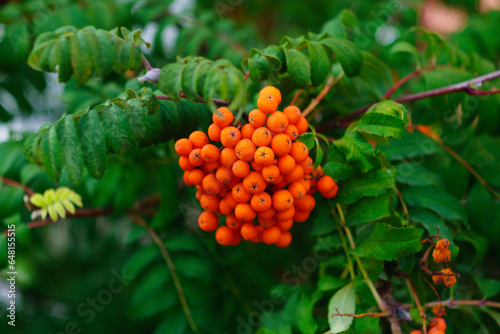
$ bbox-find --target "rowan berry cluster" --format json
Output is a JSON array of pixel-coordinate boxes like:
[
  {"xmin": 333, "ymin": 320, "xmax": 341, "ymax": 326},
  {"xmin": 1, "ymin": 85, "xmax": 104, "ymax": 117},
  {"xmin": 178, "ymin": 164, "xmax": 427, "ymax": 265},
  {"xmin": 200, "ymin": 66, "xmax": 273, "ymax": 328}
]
[
  {"xmin": 431, "ymin": 238, "xmax": 457, "ymax": 288},
  {"xmin": 175, "ymin": 86, "xmax": 338, "ymax": 247},
  {"xmin": 410, "ymin": 316, "xmax": 447, "ymax": 334}
]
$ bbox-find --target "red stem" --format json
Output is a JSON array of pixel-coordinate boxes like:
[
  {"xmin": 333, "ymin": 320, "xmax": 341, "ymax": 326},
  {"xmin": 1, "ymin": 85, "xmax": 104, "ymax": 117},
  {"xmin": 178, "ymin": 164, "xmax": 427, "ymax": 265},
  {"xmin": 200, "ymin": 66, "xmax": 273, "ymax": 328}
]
[
  {"xmin": 383, "ymin": 65, "xmax": 437, "ymax": 99},
  {"xmin": 0, "ymin": 176, "xmax": 35, "ymax": 196}
]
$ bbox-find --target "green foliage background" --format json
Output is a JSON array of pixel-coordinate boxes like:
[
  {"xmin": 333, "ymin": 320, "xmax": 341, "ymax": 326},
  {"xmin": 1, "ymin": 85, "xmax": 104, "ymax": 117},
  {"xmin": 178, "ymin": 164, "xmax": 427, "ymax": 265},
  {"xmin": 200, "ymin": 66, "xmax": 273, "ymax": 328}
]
[{"xmin": 0, "ymin": 0, "xmax": 499, "ymax": 333}]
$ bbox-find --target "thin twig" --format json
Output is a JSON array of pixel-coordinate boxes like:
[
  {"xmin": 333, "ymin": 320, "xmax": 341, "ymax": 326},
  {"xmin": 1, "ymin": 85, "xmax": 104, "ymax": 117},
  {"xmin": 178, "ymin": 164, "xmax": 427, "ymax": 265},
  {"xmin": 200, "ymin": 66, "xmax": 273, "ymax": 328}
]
[
  {"xmin": 289, "ymin": 89, "xmax": 303, "ymax": 106},
  {"xmin": 406, "ymin": 278, "xmax": 427, "ymax": 334},
  {"xmin": 302, "ymin": 72, "xmax": 345, "ymax": 118},
  {"xmin": 383, "ymin": 65, "xmax": 437, "ymax": 99},
  {"xmin": 129, "ymin": 214, "xmax": 199, "ymax": 332},
  {"xmin": 394, "ymin": 186, "xmax": 409, "ymax": 224},
  {"xmin": 425, "ymin": 299, "xmax": 500, "ymax": 309},
  {"xmin": 318, "ymin": 69, "xmax": 500, "ymax": 131},
  {"xmin": 156, "ymin": 94, "xmax": 231, "ymax": 107},
  {"xmin": 141, "ymin": 54, "xmax": 152, "ymax": 71},
  {"xmin": 0, "ymin": 176, "xmax": 35, "ymax": 196}
]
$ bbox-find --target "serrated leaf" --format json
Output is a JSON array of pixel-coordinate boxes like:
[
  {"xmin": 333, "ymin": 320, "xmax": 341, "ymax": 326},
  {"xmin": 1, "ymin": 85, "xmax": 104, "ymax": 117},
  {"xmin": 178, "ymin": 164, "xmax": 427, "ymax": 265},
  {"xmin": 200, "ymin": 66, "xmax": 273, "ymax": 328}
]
[
  {"xmin": 77, "ymin": 109, "xmax": 107, "ymax": 180},
  {"xmin": 346, "ymin": 193, "xmax": 393, "ymax": 226},
  {"xmin": 158, "ymin": 62, "xmax": 186, "ymax": 101},
  {"xmin": 284, "ymin": 48, "xmax": 311, "ymax": 88},
  {"xmin": 57, "ymin": 115, "xmax": 84, "ymax": 184},
  {"xmin": 402, "ymin": 186, "xmax": 468, "ymax": 226},
  {"xmin": 334, "ymin": 130, "xmax": 381, "ymax": 173},
  {"xmin": 101, "ymin": 105, "xmax": 136, "ymax": 154},
  {"xmin": 248, "ymin": 54, "xmax": 270, "ymax": 82},
  {"xmin": 70, "ymin": 30, "xmax": 93, "ymax": 86},
  {"xmin": 352, "ymin": 223, "xmax": 424, "ymax": 261},
  {"xmin": 328, "ymin": 283, "xmax": 356, "ymax": 333},
  {"xmin": 380, "ymin": 130, "xmax": 440, "ymax": 162},
  {"xmin": 308, "ymin": 41, "xmax": 330, "ymax": 86},
  {"xmin": 410, "ymin": 209, "xmax": 452, "ymax": 241},
  {"xmin": 335, "ymin": 169, "xmax": 395, "ymax": 204},
  {"xmin": 321, "ymin": 38, "xmax": 363, "ymax": 77}
]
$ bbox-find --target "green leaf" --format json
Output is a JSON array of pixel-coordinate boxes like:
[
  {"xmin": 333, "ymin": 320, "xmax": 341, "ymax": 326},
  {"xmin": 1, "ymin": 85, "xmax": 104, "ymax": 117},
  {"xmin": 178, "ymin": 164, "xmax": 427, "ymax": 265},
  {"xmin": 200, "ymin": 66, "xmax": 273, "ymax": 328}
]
[
  {"xmin": 354, "ymin": 316, "xmax": 379, "ymax": 334},
  {"xmin": 346, "ymin": 193, "xmax": 393, "ymax": 226},
  {"xmin": 318, "ymin": 275, "xmax": 347, "ymax": 292},
  {"xmin": 328, "ymin": 283, "xmax": 356, "ymax": 333},
  {"xmin": 296, "ymin": 293, "xmax": 319, "ymax": 334},
  {"xmin": 297, "ymin": 133, "xmax": 315, "ymax": 150},
  {"xmin": 100, "ymin": 105, "xmax": 136, "ymax": 154},
  {"xmin": 321, "ymin": 9, "xmax": 359, "ymax": 39},
  {"xmin": 410, "ymin": 209, "xmax": 452, "ymax": 241},
  {"xmin": 314, "ymin": 137, "xmax": 324, "ymax": 167},
  {"xmin": 321, "ymin": 38, "xmax": 363, "ymax": 77},
  {"xmin": 394, "ymin": 163, "xmax": 441, "ymax": 187},
  {"xmin": 284, "ymin": 48, "xmax": 311, "ymax": 88},
  {"xmin": 158, "ymin": 62, "xmax": 186, "ymax": 101},
  {"xmin": 390, "ymin": 41, "xmax": 421, "ymax": 69},
  {"xmin": 335, "ymin": 169, "xmax": 395, "ymax": 204},
  {"xmin": 352, "ymin": 223, "xmax": 424, "ymax": 261},
  {"xmin": 123, "ymin": 245, "xmax": 158, "ymax": 277},
  {"xmin": 474, "ymin": 278, "xmax": 500, "ymax": 298},
  {"xmin": 402, "ymin": 186, "xmax": 468, "ymax": 226},
  {"xmin": 334, "ymin": 129, "xmax": 381, "ymax": 173},
  {"xmin": 356, "ymin": 101, "xmax": 409, "ymax": 145},
  {"xmin": 380, "ymin": 130, "xmax": 440, "ymax": 162},
  {"xmin": 77, "ymin": 109, "xmax": 107, "ymax": 180},
  {"xmin": 324, "ymin": 145, "xmax": 359, "ymax": 181},
  {"xmin": 57, "ymin": 115, "xmax": 84, "ymax": 184},
  {"xmin": 308, "ymin": 41, "xmax": 330, "ymax": 86},
  {"xmin": 69, "ymin": 30, "xmax": 93, "ymax": 86}
]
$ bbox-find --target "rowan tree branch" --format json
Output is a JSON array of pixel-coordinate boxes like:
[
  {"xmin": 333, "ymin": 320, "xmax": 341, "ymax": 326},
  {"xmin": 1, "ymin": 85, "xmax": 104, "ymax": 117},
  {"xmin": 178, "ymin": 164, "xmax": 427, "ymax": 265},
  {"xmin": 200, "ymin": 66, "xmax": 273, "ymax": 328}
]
[
  {"xmin": 302, "ymin": 72, "xmax": 344, "ymax": 118},
  {"xmin": 331, "ymin": 307, "xmax": 392, "ymax": 318},
  {"xmin": 0, "ymin": 176, "xmax": 35, "ymax": 196}
]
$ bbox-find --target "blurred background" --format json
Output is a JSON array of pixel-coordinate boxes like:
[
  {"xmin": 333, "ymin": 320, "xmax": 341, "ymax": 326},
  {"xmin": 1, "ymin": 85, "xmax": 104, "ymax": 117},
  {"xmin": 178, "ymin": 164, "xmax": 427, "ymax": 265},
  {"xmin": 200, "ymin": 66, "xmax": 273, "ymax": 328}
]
[{"xmin": 0, "ymin": 0, "xmax": 499, "ymax": 333}]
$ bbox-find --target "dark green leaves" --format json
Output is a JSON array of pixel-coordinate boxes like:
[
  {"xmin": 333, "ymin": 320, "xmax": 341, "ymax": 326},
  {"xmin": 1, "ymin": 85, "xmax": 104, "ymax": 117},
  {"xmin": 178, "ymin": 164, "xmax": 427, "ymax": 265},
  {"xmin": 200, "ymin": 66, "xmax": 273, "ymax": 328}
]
[
  {"xmin": 353, "ymin": 223, "xmax": 424, "ymax": 261},
  {"xmin": 320, "ymin": 38, "xmax": 363, "ymax": 77},
  {"xmin": 334, "ymin": 169, "xmax": 395, "ymax": 204},
  {"xmin": 333, "ymin": 130, "xmax": 381, "ymax": 173},
  {"xmin": 284, "ymin": 48, "xmax": 312, "ymax": 88},
  {"xmin": 158, "ymin": 57, "xmax": 246, "ymax": 112},
  {"xmin": 78, "ymin": 110, "xmax": 107, "ymax": 180},
  {"xmin": 28, "ymin": 26, "xmax": 150, "ymax": 85}
]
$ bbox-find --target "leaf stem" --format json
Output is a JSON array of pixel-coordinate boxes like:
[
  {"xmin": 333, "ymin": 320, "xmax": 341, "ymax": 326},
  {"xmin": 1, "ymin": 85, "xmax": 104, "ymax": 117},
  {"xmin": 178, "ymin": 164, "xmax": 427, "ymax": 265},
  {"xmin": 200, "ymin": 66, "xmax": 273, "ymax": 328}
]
[
  {"xmin": 406, "ymin": 277, "xmax": 427, "ymax": 334},
  {"xmin": 141, "ymin": 54, "xmax": 152, "ymax": 71},
  {"xmin": 318, "ymin": 69, "xmax": 500, "ymax": 131},
  {"xmin": 302, "ymin": 72, "xmax": 345, "ymax": 118},
  {"xmin": 289, "ymin": 89, "xmax": 304, "ymax": 106},
  {"xmin": 129, "ymin": 214, "xmax": 199, "ymax": 332},
  {"xmin": 329, "ymin": 203, "xmax": 355, "ymax": 280}
]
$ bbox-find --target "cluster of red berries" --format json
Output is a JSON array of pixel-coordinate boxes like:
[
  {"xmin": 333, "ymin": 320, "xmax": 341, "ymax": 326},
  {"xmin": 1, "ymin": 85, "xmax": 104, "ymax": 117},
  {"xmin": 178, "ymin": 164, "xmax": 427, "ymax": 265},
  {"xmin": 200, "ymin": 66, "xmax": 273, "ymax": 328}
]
[
  {"xmin": 175, "ymin": 86, "xmax": 338, "ymax": 247},
  {"xmin": 431, "ymin": 238, "xmax": 457, "ymax": 288},
  {"xmin": 410, "ymin": 315, "xmax": 447, "ymax": 334}
]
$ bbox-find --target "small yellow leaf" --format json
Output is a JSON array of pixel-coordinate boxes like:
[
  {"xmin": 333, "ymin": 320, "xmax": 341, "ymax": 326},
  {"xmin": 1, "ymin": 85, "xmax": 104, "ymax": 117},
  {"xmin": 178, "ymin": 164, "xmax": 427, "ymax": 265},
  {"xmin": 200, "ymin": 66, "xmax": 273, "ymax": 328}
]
[
  {"xmin": 61, "ymin": 199, "xmax": 76, "ymax": 215},
  {"xmin": 30, "ymin": 193, "xmax": 46, "ymax": 208},
  {"xmin": 41, "ymin": 208, "xmax": 48, "ymax": 220},
  {"xmin": 47, "ymin": 205, "xmax": 58, "ymax": 222},
  {"xmin": 54, "ymin": 202, "xmax": 66, "ymax": 219},
  {"xmin": 44, "ymin": 189, "xmax": 56, "ymax": 205}
]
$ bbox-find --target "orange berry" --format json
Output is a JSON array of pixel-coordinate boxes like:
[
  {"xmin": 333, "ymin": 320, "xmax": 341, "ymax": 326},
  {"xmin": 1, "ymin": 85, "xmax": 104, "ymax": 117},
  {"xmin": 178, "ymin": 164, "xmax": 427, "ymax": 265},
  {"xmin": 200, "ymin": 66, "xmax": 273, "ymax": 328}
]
[
  {"xmin": 220, "ymin": 126, "xmax": 241, "ymax": 148},
  {"xmin": 442, "ymin": 268, "xmax": 457, "ymax": 288},
  {"xmin": 204, "ymin": 161, "xmax": 220, "ymax": 173},
  {"xmin": 293, "ymin": 209, "xmax": 310, "ymax": 222},
  {"xmin": 179, "ymin": 156, "xmax": 195, "ymax": 171},
  {"xmin": 297, "ymin": 178, "xmax": 311, "ymax": 193},
  {"xmin": 243, "ymin": 171, "xmax": 268, "ymax": 195},
  {"xmin": 262, "ymin": 165, "xmax": 281, "ymax": 183},
  {"xmin": 235, "ymin": 203, "xmax": 257, "ymax": 221},
  {"xmin": 284, "ymin": 124, "xmax": 299, "ymax": 141},
  {"xmin": 300, "ymin": 157, "xmax": 314, "ymax": 175},
  {"xmin": 274, "ymin": 177, "xmax": 289, "ymax": 189},
  {"xmin": 435, "ymin": 239, "xmax": 450, "ymax": 250},
  {"xmin": 432, "ymin": 248, "xmax": 451, "ymax": 263},
  {"xmin": 183, "ymin": 171, "xmax": 194, "ymax": 186},
  {"xmin": 257, "ymin": 94, "xmax": 278, "ymax": 114},
  {"xmin": 276, "ymin": 219, "xmax": 293, "ymax": 232},
  {"xmin": 220, "ymin": 148, "xmax": 238, "ymax": 168},
  {"xmin": 295, "ymin": 116, "xmax": 309, "ymax": 134},
  {"xmin": 277, "ymin": 155, "xmax": 296, "ymax": 175},
  {"xmin": 258, "ymin": 207, "xmax": 276, "ymax": 220},
  {"xmin": 198, "ymin": 211, "xmax": 219, "ymax": 231},
  {"xmin": 188, "ymin": 148, "xmax": 204, "ymax": 167},
  {"xmin": 250, "ymin": 192, "xmax": 272, "ymax": 212},
  {"xmin": 251, "ymin": 160, "xmax": 264, "ymax": 172},
  {"xmin": 215, "ymin": 166, "xmax": 233, "ymax": 184},
  {"xmin": 188, "ymin": 169, "xmax": 205, "ymax": 185},
  {"xmin": 409, "ymin": 331, "xmax": 423, "ymax": 334},
  {"xmin": 215, "ymin": 226, "xmax": 234, "ymax": 245},
  {"xmin": 271, "ymin": 133, "xmax": 292, "ymax": 157},
  {"xmin": 252, "ymin": 225, "xmax": 265, "ymax": 243},
  {"xmin": 316, "ymin": 175, "xmax": 338, "ymax": 194},
  {"xmin": 267, "ymin": 111, "xmax": 289, "ymax": 133},
  {"xmin": 175, "ymin": 138, "xmax": 193, "ymax": 156},
  {"xmin": 295, "ymin": 194, "xmax": 316, "ymax": 212},
  {"xmin": 213, "ymin": 107, "xmax": 234, "ymax": 128},
  {"xmin": 259, "ymin": 86, "xmax": 282, "ymax": 104},
  {"xmin": 189, "ymin": 130, "xmax": 209, "ymax": 148},
  {"xmin": 200, "ymin": 144, "xmax": 220, "ymax": 162},
  {"xmin": 235, "ymin": 139, "xmax": 256, "ymax": 161},
  {"xmin": 224, "ymin": 192, "xmax": 238, "ymax": 208},
  {"xmin": 272, "ymin": 189, "xmax": 294, "ymax": 212},
  {"xmin": 262, "ymin": 226, "xmax": 281, "ymax": 244},
  {"xmin": 219, "ymin": 198, "xmax": 233, "ymax": 216},
  {"xmin": 429, "ymin": 318, "xmax": 446, "ymax": 331},
  {"xmin": 202, "ymin": 174, "xmax": 222, "ymax": 195},
  {"xmin": 208, "ymin": 123, "xmax": 222, "ymax": 141},
  {"xmin": 248, "ymin": 109, "xmax": 267, "ymax": 127},
  {"xmin": 254, "ymin": 147, "xmax": 275, "ymax": 167},
  {"xmin": 241, "ymin": 123, "xmax": 256, "ymax": 139},
  {"xmin": 285, "ymin": 165, "xmax": 304, "ymax": 183},
  {"xmin": 251, "ymin": 127, "xmax": 273, "ymax": 147},
  {"xmin": 288, "ymin": 181, "xmax": 306, "ymax": 199},
  {"xmin": 428, "ymin": 329, "xmax": 444, "ymax": 334},
  {"xmin": 275, "ymin": 231, "xmax": 292, "ymax": 247},
  {"xmin": 313, "ymin": 165, "xmax": 324, "ymax": 177},
  {"xmin": 230, "ymin": 232, "xmax": 242, "ymax": 246},
  {"xmin": 275, "ymin": 206, "xmax": 295, "ymax": 221},
  {"xmin": 258, "ymin": 217, "xmax": 276, "ymax": 228},
  {"xmin": 226, "ymin": 214, "xmax": 243, "ymax": 230},
  {"xmin": 200, "ymin": 194, "xmax": 220, "ymax": 212},
  {"xmin": 283, "ymin": 106, "xmax": 301, "ymax": 124},
  {"xmin": 289, "ymin": 141, "xmax": 309, "ymax": 163},
  {"xmin": 232, "ymin": 160, "xmax": 250, "ymax": 178},
  {"xmin": 232, "ymin": 183, "xmax": 252, "ymax": 203},
  {"xmin": 240, "ymin": 223, "xmax": 258, "ymax": 240}
]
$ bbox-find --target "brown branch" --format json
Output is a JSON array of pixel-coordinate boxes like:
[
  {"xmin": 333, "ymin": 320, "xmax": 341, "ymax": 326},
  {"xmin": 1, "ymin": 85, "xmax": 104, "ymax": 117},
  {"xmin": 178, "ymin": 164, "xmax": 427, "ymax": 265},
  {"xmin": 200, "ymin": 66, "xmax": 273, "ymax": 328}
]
[
  {"xmin": 156, "ymin": 94, "xmax": 231, "ymax": 107},
  {"xmin": 383, "ymin": 65, "xmax": 438, "ymax": 99},
  {"xmin": 289, "ymin": 89, "xmax": 303, "ymax": 106},
  {"xmin": 129, "ymin": 214, "xmax": 198, "ymax": 332},
  {"xmin": 332, "ymin": 307, "xmax": 392, "ymax": 318},
  {"xmin": 406, "ymin": 278, "xmax": 427, "ymax": 334},
  {"xmin": 425, "ymin": 299, "xmax": 500, "ymax": 309},
  {"xmin": 318, "ymin": 69, "xmax": 500, "ymax": 132},
  {"xmin": 302, "ymin": 72, "xmax": 345, "ymax": 118},
  {"xmin": 0, "ymin": 176, "xmax": 35, "ymax": 196}
]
